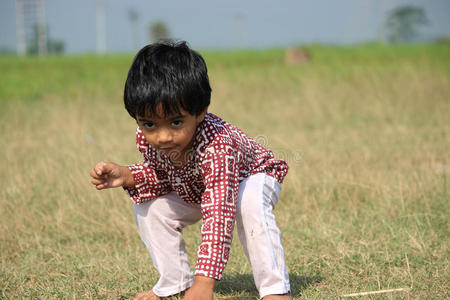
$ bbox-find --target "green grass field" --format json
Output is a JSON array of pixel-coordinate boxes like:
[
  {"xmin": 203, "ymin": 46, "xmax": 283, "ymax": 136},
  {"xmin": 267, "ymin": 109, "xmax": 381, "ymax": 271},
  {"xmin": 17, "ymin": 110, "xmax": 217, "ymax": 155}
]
[{"xmin": 0, "ymin": 43, "xmax": 449, "ymax": 299}]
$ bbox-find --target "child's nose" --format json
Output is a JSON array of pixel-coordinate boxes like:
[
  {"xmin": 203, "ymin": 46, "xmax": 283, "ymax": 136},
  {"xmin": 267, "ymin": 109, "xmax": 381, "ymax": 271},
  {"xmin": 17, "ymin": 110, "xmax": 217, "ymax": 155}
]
[{"xmin": 156, "ymin": 128, "xmax": 173, "ymax": 144}]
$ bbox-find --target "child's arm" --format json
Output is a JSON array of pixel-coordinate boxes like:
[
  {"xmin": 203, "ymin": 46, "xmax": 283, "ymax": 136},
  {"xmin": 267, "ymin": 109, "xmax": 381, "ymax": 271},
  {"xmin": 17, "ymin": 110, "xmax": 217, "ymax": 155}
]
[
  {"xmin": 90, "ymin": 161, "xmax": 135, "ymax": 189},
  {"xmin": 194, "ymin": 149, "xmax": 240, "ymax": 280},
  {"xmin": 184, "ymin": 276, "xmax": 215, "ymax": 300}
]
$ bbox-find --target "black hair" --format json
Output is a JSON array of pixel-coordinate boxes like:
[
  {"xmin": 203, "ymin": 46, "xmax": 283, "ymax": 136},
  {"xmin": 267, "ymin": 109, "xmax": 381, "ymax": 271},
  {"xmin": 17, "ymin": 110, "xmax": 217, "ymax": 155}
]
[{"xmin": 124, "ymin": 40, "xmax": 211, "ymax": 119}]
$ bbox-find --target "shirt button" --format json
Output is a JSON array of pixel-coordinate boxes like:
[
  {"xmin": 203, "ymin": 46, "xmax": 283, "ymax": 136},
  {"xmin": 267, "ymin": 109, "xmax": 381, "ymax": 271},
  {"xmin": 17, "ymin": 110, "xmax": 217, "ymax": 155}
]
[{"xmin": 175, "ymin": 177, "xmax": 182, "ymax": 183}]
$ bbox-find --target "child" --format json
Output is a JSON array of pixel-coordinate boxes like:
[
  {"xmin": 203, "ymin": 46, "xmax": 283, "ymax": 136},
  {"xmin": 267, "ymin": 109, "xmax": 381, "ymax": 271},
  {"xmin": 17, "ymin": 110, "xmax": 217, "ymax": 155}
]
[{"xmin": 90, "ymin": 40, "xmax": 292, "ymax": 300}]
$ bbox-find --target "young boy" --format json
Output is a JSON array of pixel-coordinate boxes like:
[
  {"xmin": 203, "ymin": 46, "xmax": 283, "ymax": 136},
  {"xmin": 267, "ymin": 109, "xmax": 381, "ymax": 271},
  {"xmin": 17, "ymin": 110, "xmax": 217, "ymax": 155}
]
[{"xmin": 90, "ymin": 40, "xmax": 291, "ymax": 300}]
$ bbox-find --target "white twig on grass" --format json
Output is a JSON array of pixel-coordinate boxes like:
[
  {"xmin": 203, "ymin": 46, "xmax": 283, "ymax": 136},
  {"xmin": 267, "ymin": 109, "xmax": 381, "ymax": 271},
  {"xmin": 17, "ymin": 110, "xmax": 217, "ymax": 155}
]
[
  {"xmin": 341, "ymin": 253, "xmax": 414, "ymax": 298},
  {"xmin": 341, "ymin": 287, "xmax": 410, "ymax": 298},
  {"xmin": 405, "ymin": 253, "xmax": 414, "ymax": 289}
]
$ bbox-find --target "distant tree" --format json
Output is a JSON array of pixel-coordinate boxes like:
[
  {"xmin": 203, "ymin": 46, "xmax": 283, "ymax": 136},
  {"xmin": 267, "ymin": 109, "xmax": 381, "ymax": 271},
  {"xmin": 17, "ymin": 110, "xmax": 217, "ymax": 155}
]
[
  {"xmin": 385, "ymin": 5, "xmax": 429, "ymax": 43},
  {"xmin": 149, "ymin": 20, "xmax": 170, "ymax": 42},
  {"xmin": 0, "ymin": 47, "xmax": 15, "ymax": 54},
  {"xmin": 27, "ymin": 23, "xmax": 42, "ymax": 54},
  {"xmin": 128, "ymin": 8, "xmax": 138, "ymax": 23},
  {"xmin": 436, "ymin": 36, "xmax": 450, "ymax": 44},
  {"xmin": 27, "ymin": 39, "xmax": 65, "ymax": 55},
  {"xmin": 47, "ymin": 40, "xmax": 65, "ymax": 54},
  {"xmin": 27, "ymin": 23, "xmax": 65, "ymax": 55}
]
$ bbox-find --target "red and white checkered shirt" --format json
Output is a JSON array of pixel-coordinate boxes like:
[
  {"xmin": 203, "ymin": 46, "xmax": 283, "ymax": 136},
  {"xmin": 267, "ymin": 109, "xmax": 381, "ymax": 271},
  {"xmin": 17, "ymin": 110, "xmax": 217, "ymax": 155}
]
[{"xmin": 124, "ymin": 112, "xmax": 288, "ymax": 280}]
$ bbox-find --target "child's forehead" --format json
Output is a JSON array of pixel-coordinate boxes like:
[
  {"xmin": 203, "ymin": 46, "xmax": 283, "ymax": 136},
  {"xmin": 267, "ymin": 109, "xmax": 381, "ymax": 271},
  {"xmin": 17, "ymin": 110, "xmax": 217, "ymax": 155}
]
[{"xmin": 139, "ymin": 105, "xmax": 187, "ymax": 120}]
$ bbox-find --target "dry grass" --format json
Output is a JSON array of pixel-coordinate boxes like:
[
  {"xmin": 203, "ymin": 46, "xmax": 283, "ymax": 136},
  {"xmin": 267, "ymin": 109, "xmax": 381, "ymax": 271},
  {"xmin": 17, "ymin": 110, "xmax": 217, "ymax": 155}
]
[{"xmin": 0, "ymin": 45, "xmax": 449, "ymax": 299}]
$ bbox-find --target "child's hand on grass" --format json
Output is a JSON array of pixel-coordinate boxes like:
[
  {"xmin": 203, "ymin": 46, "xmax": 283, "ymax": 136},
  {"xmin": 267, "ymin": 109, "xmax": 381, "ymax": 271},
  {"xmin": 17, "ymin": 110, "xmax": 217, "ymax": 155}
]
[
  {"xmin": 184, "ymin": 276, "xmax": 215, "ymax": 300},
  {"xmin": 90, "ymin": 161, "xmax": 134, "ymax": 189}
]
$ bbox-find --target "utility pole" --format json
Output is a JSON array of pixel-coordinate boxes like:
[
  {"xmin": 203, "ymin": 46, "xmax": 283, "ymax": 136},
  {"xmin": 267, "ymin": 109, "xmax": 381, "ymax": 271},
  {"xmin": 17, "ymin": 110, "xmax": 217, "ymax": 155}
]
[
  {"xmin": 15, "ymin": 0, "xmax": 26, "ymax": 55},
  {"xmin": 376, "ymin": 0, "xmax": 387, "ymax": 44},
  {"xmin": 15, "ymin": 0, "xmax": 47, "ymax": 56},
  {"xmin": 96, "ymin": 0, "xmax": 106, "ymax": 54},
  {"xmin": 232, "ymin": 12, "xmax": 247, "ymax": 50},
  {"xmin": 36, "ymin": 0, "xmax": 47, "ymax": 55},
  {"xmin": 128, "ymin": 8, "xmax": 139, "ymax": 51}
]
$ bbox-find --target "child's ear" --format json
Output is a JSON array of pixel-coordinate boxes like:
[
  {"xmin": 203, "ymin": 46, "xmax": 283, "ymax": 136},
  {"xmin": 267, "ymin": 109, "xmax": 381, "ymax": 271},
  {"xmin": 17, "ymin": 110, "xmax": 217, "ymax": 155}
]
[{"xmin": 196, "ymin": 108, "xmax": 207, "ymax": 124}]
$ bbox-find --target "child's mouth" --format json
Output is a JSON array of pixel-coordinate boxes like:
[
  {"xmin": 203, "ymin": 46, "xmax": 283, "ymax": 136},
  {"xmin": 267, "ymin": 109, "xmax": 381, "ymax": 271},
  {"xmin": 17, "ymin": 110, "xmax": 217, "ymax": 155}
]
[{"xmin": 159, "ymin": 146, "xmax": 177, "ymax": 154}]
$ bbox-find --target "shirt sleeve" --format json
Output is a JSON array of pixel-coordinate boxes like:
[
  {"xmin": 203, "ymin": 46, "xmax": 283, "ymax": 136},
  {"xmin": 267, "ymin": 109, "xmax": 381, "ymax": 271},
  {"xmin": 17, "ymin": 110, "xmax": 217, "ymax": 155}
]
[
  {"xmin": 123, "ymin": 163, "xmax": 170, "ymax": 204},
  {"xmin": 195, "ymin": 147, "xmax": 240, "ymax": 280},
  {"xmin": 123, "ymin": 128, "xmax": 171, "ymax": 204}
]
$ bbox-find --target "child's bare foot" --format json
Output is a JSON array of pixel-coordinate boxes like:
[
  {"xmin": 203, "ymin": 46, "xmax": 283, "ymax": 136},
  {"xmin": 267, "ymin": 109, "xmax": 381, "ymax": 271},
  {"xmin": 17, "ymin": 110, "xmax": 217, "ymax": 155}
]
[
  {"xmin": 262, "ymin": 293, "xmax": 292, "ymax": 300},
  {"xmin": 133, "ymin": 289, "xmax": 185, "ymax": 300},
  {"xmin": 133, "ymin": 289, "xmax": 159, "ymax": 300}
]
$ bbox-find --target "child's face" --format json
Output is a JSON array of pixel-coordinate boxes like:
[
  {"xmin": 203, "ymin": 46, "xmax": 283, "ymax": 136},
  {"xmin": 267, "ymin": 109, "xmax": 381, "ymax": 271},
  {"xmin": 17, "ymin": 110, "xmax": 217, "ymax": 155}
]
[{"xmin": 136, "ymin": 105, "xmax": 206, "ymax": 164}]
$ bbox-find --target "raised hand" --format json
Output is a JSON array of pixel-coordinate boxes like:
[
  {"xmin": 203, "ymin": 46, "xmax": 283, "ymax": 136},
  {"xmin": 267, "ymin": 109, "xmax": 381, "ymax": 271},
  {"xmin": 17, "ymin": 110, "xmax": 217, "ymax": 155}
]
[{"xmin": 90, "ymin": 161, "xmax": 134, "ymax": 190}]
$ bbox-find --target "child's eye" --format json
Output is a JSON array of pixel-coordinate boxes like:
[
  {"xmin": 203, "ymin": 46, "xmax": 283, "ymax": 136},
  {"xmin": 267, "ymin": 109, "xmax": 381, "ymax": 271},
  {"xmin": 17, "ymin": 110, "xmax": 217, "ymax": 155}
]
[
  {"xmin": 143, "ymin": 122, "xmax": 155, "ymax": 129},
  {"xmin": 172, "ymin": 120, "xmax": 183, "ymax": 126}
]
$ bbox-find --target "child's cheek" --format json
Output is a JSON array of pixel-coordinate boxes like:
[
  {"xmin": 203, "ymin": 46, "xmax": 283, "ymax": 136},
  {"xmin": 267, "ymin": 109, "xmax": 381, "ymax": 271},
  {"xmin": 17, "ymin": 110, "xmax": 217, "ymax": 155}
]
[{"xmin": 142, "ymin": 133, "xmax": 155, "ymax": 147}]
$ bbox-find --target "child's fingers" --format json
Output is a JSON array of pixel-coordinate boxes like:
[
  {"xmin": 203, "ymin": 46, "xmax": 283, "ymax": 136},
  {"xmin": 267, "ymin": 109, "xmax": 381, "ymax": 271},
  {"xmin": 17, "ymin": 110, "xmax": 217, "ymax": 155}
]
[
  {"xmin": 91, "ymin": 162, "xmax": 117, "ymax": 190},
  {"xmin": 91, "ymin": 178, "xmax": 105, "ymax": 185},
  {"xmin": 90, "ymin": 168, "xmax": 107, "ymax": 179},
  {"xmin": 95, "ymin": 184, "xmax": 106, "ymax": 190},
  {"xmin": 94, "ymin": 161, "xmax": 116, "ymax": 176},
  {"xmin": 94, "ymin": 161, "xmax": 107, "ymax": 176},
  {"xmin": 90, "ymin": 168, "xmax": 100, "ymax": 179},
  {"xmin": 91, "ymin": 178, "xmax": 109, "ymax": 190},
  {"xmin": 92, "ymin": 161, "xmax": 111, "ymax": 177},
  {"xmin": 95, "ymin": 183, "xmax": 108, "ymax": 190}
]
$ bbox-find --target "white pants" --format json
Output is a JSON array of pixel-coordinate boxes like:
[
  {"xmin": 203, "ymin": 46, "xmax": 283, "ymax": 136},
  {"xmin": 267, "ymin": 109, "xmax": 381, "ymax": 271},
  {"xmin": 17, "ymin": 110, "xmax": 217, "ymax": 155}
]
[{"xmin": 133, "ymin": 173, "xmax": 290, "ymax": 298}]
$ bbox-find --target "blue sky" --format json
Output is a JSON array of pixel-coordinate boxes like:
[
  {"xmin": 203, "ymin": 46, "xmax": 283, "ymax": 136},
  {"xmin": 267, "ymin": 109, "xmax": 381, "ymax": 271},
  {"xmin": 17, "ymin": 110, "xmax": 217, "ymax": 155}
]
[{"xmin": 1, "ymin": 0, "xmax": 449, "ymax": 54}]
